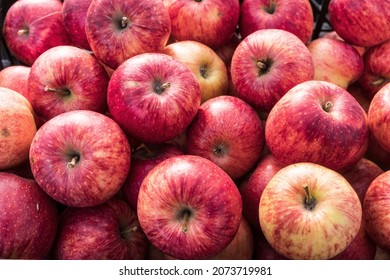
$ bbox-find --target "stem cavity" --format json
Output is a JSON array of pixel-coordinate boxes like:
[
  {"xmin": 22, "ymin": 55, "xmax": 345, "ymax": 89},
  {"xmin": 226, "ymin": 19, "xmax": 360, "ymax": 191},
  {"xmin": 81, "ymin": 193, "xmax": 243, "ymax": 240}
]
[
  {"xmin": 322, "ymin": 101, "xmax": 333, "ymax": 112},
  {"xmin": 154, "ymin": 81, "xmax": 171, "ymax": 94},
  {"xmin": 45, "ymin": 85, "xmax": 71, "ymax": 97},
  {"xmin": 67, "ymin": 155, "xmax": 80, "ymax": 169},
  {"xmin": 17, "ymin": 27, "xmax": 29, "ymax": 36},
  {"xmin": 303, "ymin": 184, "xmax": 317, "ymax": 211},
  {"xmin": 256, "ymin": 59, "xmax": 271, "ymax": 76}
]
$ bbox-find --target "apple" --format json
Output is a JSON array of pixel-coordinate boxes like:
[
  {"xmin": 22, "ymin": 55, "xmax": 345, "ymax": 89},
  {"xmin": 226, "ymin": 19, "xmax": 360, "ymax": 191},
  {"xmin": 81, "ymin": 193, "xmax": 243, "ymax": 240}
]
[
  {"xmin": 363, "ymin": 170, "xmax": 390, "ymax": 251},
  {"xmin": 0, "ymin": 65, "xmax": 30, "ymax": 99},
  {"xmin": 0, "ymin": 87, "xmax": 37, "ymax": 170},
  {"xmin": 322, "ymin": 31, "xmax": 366, "ymax": 57},
  {"xmin": 107, "ymin": 53, "xmax": 201, "ymax": 144},
  {"xmin": 54, "ymin": 196, "xmax": 147, "ymax": 260},
  {"xmin": 85, "ymin": 0, "xmax": 171, "ymax": 69},
  {"xmin": 253, "ymin": 229, "xmax": 287, "ymax": 260},
  {"xmin": 307, "ymin": 37, "xmax": 364, "ymax": 89},
  {"xmin": 214, "ymin": 32, "xmax": 241, "ymax": 68},
  {"xmin": 186, "ymin": 95, "xmax": 265, "ymax": 179},
  {"xmin": 259, "ymin": 162, "xmax": 362, "ymax": 259},
  {"xmin": 265, "ymin": 80, "xmax": 369, "ymax": 172},
  {"xmin": 239, "ymin": 0, "xmax": 314, "ymax": 44},
  {"xmin": 2, "ymin": 0, "xmax": 71, "ymax": 66},
  {"xmin": 29, "ymin": 110, "xmax": 131, "ymax": 207},
  {"xmin": 230, "ymin": 28, "xmax": 314, "ymax": 113},
  {"xmin": 167, "ymin": 0, "xmax": 240, "ymax": 49},
  {"xmin": 0, "ymin": 172, "xmax": 58, "ymax": 259},
  {"xmin": 328, "ymin": 0, "xmax": 390, "ymax": 47},
  {"xmin": 137, "ymin": 155, "xmax": 242, "ymax": 260},
  {"xmin": 163, "ymin": 40, "xmax": 229, "ymax": 103}
]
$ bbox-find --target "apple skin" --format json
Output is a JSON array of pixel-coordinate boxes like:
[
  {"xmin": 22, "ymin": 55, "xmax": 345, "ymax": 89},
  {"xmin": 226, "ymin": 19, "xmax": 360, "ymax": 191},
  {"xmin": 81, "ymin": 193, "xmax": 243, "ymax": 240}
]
[
  {"xmin": 54, "ymin": 196, "xmax": 148, "ymax": 260},
  {"xmin": 259, "ymin": 162, "xmax": 362, "ymax": 260},
  {"xmin": 168, "ymin": 0, "xmax": 240, "ymax": 49},
  {"xmin": 230, "ymin": 29, "xmax": 314, "ymax": 113},
  {"xmin": 0, "ymin": 172, "xmax": 58, "ymax": 259},
  {"xmin": 0, "ymin": 65, "xmax": 30, "ymax": 99},
  {"xmin": 265, "ymin": 80, "xmax": 369, "ymax": 172},
  {"xmin": 85, "ymin": 0, "xmax": 171, "ymax": 69},
  {"xmin": 328, "ymin": 0, "xmax": 390, "ymax": 48},
  {"xmin": 186, "ymin": 95, "xmax": 265, "ymax": 179},
  {"xmin": 2, "ymin": 0, "xmax": 72, "ymax": 66},
  {"xmin": 308, "ymin": 37, "xmax": 364, "ymax": 89},
  {"xmin": 253, "ymin": 229, "xmax": 287, "ymax": 260},
  {"xmin": 239, "ymin": 0, "xmax": 314, "ymax": 44},
  {"xmin": 163, "ymin": 40, "xmax": 229, "ymax": 103},
  {"xmin": 29, "ymin": 110, "xmax": 131, "ymax": 207},
  {"xmin": 137, "ymin": 155, "xmax": 242, "ymax": 260},
  {"xmin": 347, "ymin": 82, "xmax": 371, "ymax": 113},
  {"xmin": 107, "ymin": 53, "xmax": 201, "ymax": 144},
  {"xmin": 27, "ymin": 45, "xmax": 109, "ymax": 122},
  {"xmin": 322, "ymin": 31, "xmax": 366, "ymax": 57}
]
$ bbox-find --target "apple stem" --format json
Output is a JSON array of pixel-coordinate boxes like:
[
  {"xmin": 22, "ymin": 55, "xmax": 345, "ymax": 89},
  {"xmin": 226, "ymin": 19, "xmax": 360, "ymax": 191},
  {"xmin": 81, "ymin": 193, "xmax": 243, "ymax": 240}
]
[
  {"xmin": 322, "ymin": 101, "xmax": 333, "ymax": 112},
  {"xmin": 182, "ymin": 211, "xmax": 190, "ymax": 233},
  {"xmin": 67, "ymin": 156, "xmax": 79, "ymax": 168},
  {"xmin": 17, "ymin": 28, "xmax": 29, "ymax": 36},
  {"xmin": 155, "ymin": 82, "xmax": 171, "ymax": 94},
  {"xmin": 256, "ymin": 60, "xmax": 270, "ymax": 76},
  {"xmin": 371, "ymin": 77, "xmax": 386, "ymax": 87},
  {"xmin": 121, "ymin": 16, "xmax": 129, "ymax": 29},
  {"xmin": 44, "ymin": 85, "xmax": 71, "ymax": 97},
  {"xmin": 303, "ymin": 184, "xmax": 317, "ymax": 211}
]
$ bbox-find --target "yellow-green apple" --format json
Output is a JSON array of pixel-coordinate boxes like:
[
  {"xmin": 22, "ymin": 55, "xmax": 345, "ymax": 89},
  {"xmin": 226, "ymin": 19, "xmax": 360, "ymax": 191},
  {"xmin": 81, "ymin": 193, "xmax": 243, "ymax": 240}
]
[
  {"xmin": 27, "ymin": 45, "xmax": 109, "ymax": 122},
  {"xmin": 0, "ymin": 87, "xmax": 36, "ymax": 170},
  {"xmin": 0, "ymin": 172, "xmax": 58, "ymax": 259},
  {"xmin": 2, "ymin": 0, "xmax": 71, "ymax": 66},
  {"xmin": 308, "ymin": 37, "xmax": 364, "ymax": 89},
  {"xmin": 107, "ymin": 53, "xmax": 201, "ymax": 144},
  {"xmin": 230, "ymin": 29, "xmax": 314, "ymax": 113},
  {"xmin": 137, "ymin": 155, "xmax": 242, "ymax": 260},
  {"xmin": 186, "ymin": 95, "xmax": 265, "ymax": 179},
  {"xmin": 85, "ymin": 0, "xmax": 171, "ymax": 69},
  {"xmin": 54, "ymin": 196, "xmax": 147, "ymax": 260},
  {"xmin": 265, "ymin": 80, "xmax": 369, "ymax": 172},
  {"xmin": 259, "ymin": 162, "xmax": 362, "ymax": 259},
  {"xmin": 0, "ymin": 65, "xmax": 30, "ymax": 99},
  {"xmin": 328, "ymin": 0, "xmax": 390, "ymax": 47},
  {"xmin": 29, "ymin": 110, "xmax": 131, "ymax": 207},
  {"xmin": 167, "ymin": 0, "xmax": 240, "ymax": 49},
  {"xmin": 163, "ymin": 40, "xmax": 229, "ymax": 103},
  {"xmin": 239, "ymin": 0, "xmax": 314, "ymax": 44}
]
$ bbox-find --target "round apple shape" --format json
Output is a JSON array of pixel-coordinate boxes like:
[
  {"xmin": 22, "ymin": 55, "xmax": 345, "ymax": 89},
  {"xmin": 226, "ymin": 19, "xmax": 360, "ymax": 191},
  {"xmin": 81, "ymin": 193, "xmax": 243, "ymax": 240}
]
[
  {"xmin": 230, "ymin": 28, "xmax": 314, "ymax": 112},
  {"xmin": 29, "ymin": 110, "xmax": 131, "ymax": 207},
  {"xmin": 186, "ymin": 95, "xmax": 265, "ymax": 179},
  {"xmin": 265, "ymin": 80, "xmax": 369, "ymax": 172},
  {"xmin": 107, "ymin": 53, "xmax": 201, "ymax": 144},
  {"xmin": 0, "ymin": 65, "xmax": 30, "ymax": 99},
  {"xmin": 85, "ymin": 0, "xmax": 171, "ymax": 69},
  {"xmin": 239, "ymin": 0, "xmax": 314, "ymax": 44},
  {"xmin": 259, "ymin": 162, "xmax": 362, "ymax": 260},
  {"xmin": 54, "ymin": 197, "xmax": 147, "ymax": 260},
  {"xmin": 28, "ymin": 45, "xmax": 109, "ymax": 122},
  {"xmin": 328, "ymin": 0, "xmax": 390, "ymax": 47},
  {"xmin": 0, "ymin": 172, "xmax": 58, "ymax": 259},
  {"xmin": 2, "ymin": 0, "xmax": 71, "ymax": 66},
  {"xmin": 137, "ymin": 155, "xmax": 242, "ymax": 260}
]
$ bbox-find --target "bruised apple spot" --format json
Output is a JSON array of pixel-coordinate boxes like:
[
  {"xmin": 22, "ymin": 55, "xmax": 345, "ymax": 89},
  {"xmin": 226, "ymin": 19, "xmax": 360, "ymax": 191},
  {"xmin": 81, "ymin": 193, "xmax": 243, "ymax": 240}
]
[{"xmin": 1, "ymin": 128, "xmax": 10, "ymax": 137}]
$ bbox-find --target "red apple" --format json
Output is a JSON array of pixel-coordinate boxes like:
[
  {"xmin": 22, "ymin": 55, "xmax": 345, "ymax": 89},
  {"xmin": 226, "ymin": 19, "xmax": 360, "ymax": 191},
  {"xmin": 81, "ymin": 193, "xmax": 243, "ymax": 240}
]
[
  {"xmin": 0, "ymin": 65, "xmax": 30, "ymax": 99},
  {"xmin": 27, "ymin": 45, "xmax": 109, "ymax": 122},
  {"xmin": 107, "ymin": 53, "xmax": 201, "ymax": 144},
  {"xmin": 29, "ymin": 110, "xmax": 131, "ymax": 207},
  {"xmin": 85, "ymin": 0, "xmax": 171, "ymax": 69},
  {"xmin": 0, "ymin": 172, "xmax": 58, "ymax": 259},
  {"xmin": 54, "ymin": 196, "xmax": 147, "ymax": 260},
  {"xmin": 239, "ymin": 0, "xmax": 314, "ymax": 44},
  {"xmin": 230, "ymin": 28, "xmax": 314, "ymax": 113},
  {"xmin": 265, "ymin": 80, "xmax": 369, "ymax": 172},
  {"xmin": 322, "ymin": 31, "xmax": 366, "ymax": 57},
  {"xmin": 167, "ymin": 0, "xmax": 240, "ymax": 49},
  {"xmin": 137, "ymin": 155, "xmax": 242, "ymax": 260},
  {"xmin": 259, "ymin": 162, "xmax": 362, "ymax": 259},
  {"xmin": 2, "ymin": 0, "xmax": 71, "ymax": 66},
  {"xmin": 365, "ymin": 133, "xmax": 390, "ymax": 171},
  {"xmin": 253, "ymin": 229, "xmax": 287, "ymax": 260}
]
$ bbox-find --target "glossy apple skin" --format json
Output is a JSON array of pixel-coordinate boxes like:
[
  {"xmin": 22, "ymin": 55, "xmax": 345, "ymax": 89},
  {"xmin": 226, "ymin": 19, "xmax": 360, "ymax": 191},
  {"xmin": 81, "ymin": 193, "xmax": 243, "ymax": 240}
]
[
  {"xmin": 0, "ymin": 172, "xmax": 58, "ymax": 259},
  {"xmin": 28, "ymin": 45, "xmax": 109, "ymax": 122},
  {"xmin": 322, "ymin": 31, "xmax": 366, "ymax": 57},
  {"xmin": 265, "ymin": 80, "xmax": 369, "ymax": 172},
  {"xmin": 239, "ymin": 0, "xmax": 314, "ymax": 44},
  {"xmin": 85, "ymin": 0, "xmax": 171, "ymax": 69},
  {"xmin": 259, "ymin": 162, "xmax": 362, "ymax": 260},
  {"xmin": 230, "ymin": 29, "xmax": 314, "ymax": 113},
  {"xmin": 363, "ymin": 171, "xmax": 390, "ymax": 251},
  {"xmin": 163, "ymin": 40, "xmax": 229, "ymax": 103},
  {"xmin": 0, "ymin": 65, "xmax": 30, "ymax": 99},
  {"xmin": 54, "ymin": 197, "xmax": 147, "ymax": 260},
  {"xmin": 137, "ymin": 155, "xmax": 242, "ymax": 260},
  {"xmin": 2, "ymin": 0, "xmax": 71, "ymax": 66},
  {"xmin": 168, "ymin": 0, "xmax": 240, "ymax": 49},
  {"xmin": 328, "ymin": 0, "xmax": 390, "ymax": 47},
  {"xmin": 29, "ymin": 110, "xmax": 131, "ymax": 207},
  {"xmin": 0, "ymin": 87, "xmax": 37, "ymax": 170},
  {"xmin": 186, "ymin": 95, "xmax": 265, "ymax": 179},
  {"xmin": 308, "ymin": 37, "xmax": 364, "ymax": 89},
  {"xmin": 108, "ymin": 53, "xmax": 201, "ymax": 144}
]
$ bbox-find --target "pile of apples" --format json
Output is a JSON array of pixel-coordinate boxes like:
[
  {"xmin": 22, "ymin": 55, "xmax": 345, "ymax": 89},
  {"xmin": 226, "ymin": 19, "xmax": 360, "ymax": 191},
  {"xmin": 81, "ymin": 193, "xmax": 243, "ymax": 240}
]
[{"xmin": 1, "ymin": 0, "xmax": 390, "ymax": 260}]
